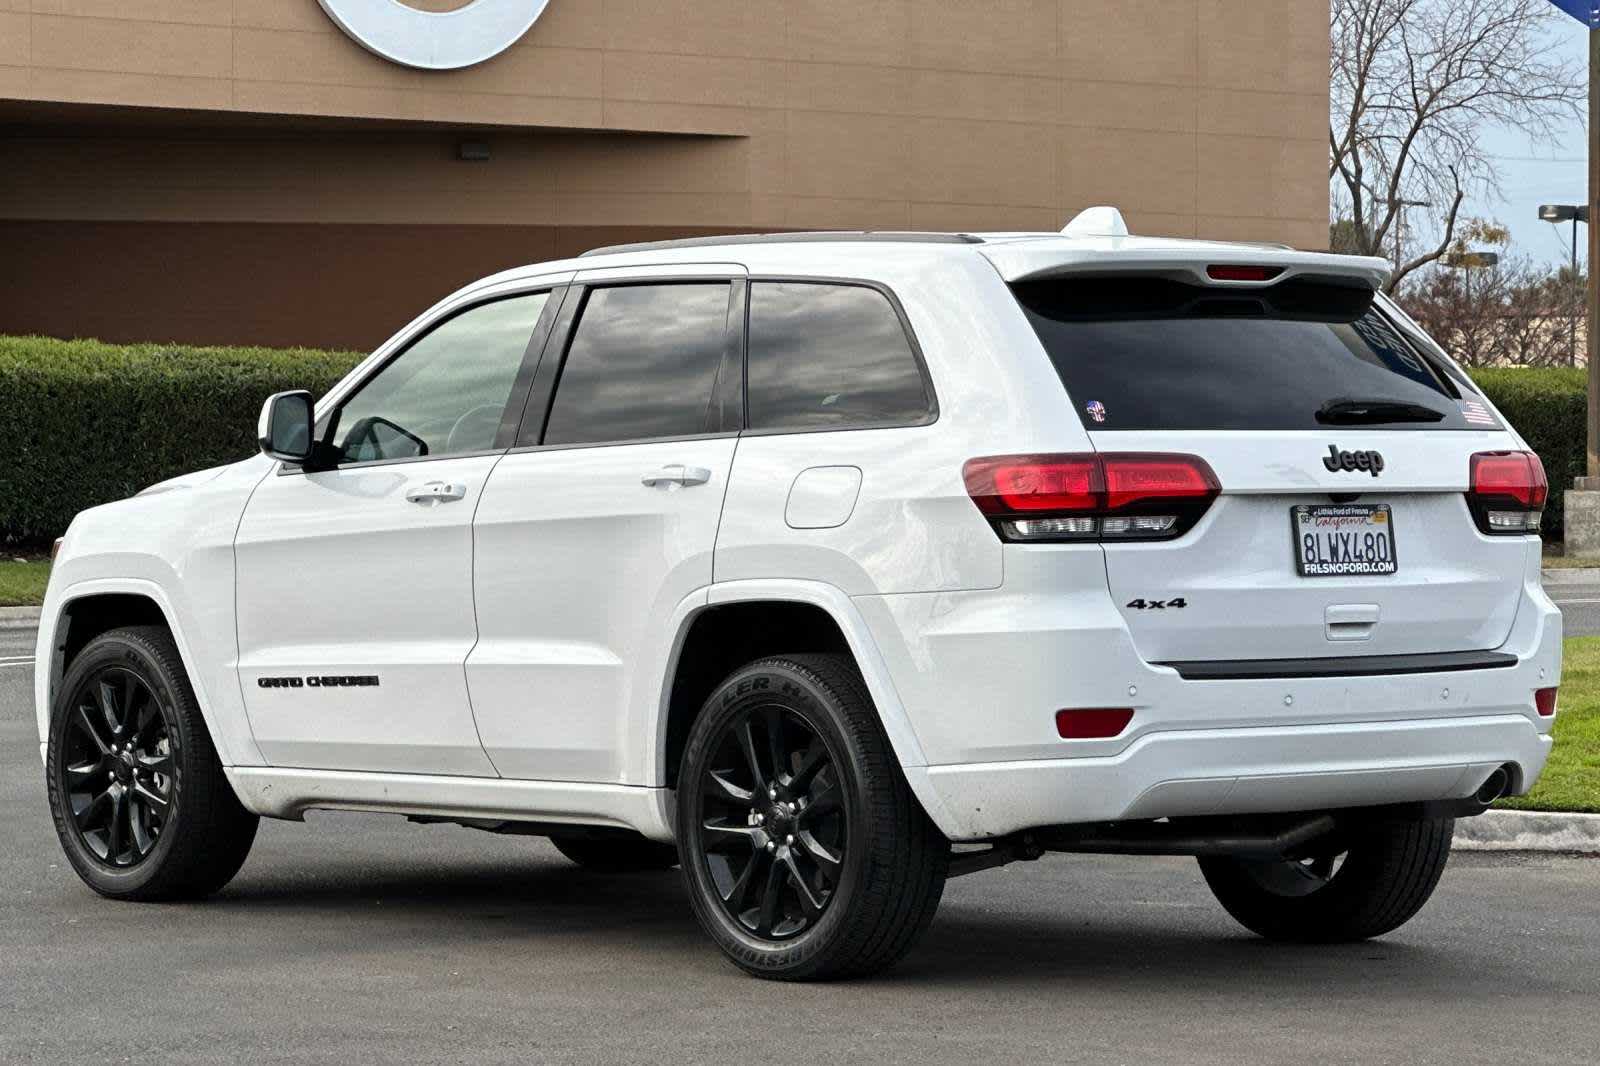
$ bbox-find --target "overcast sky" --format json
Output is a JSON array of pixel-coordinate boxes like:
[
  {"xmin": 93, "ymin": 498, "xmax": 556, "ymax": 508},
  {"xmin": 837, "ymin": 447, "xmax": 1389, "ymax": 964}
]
[{"xmin": 1463, "ymin": 17, "xmax": 1591, "ymax": 269}]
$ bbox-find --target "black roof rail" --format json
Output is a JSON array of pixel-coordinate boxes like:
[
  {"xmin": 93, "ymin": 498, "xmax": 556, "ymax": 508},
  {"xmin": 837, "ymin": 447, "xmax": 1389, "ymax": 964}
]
[{"xmin": 579, "ymin": 231, "xmax": 985, "ymax": 257}]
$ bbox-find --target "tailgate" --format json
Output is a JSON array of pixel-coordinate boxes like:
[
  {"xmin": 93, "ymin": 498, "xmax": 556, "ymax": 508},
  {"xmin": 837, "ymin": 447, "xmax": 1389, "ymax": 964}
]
[
  {"xmin": 1007, "ymin": 271, "xmax": 1539, "ymax": 666},
  {"xmin": 1092, "ymin": 430, "xmax": 1532, "ymax": 663}
]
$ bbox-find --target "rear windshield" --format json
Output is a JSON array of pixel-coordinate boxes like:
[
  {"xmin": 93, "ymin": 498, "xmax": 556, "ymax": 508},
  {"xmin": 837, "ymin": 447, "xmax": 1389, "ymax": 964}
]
[{"xmin": 1011, "ymin": 277, "xmax": 1488, "ymax": 431}]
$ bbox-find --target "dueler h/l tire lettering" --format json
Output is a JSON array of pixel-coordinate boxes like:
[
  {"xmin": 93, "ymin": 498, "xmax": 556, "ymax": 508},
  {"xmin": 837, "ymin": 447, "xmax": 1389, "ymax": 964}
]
[{"xmin": 676, "ymin": 654, "xmax": 949, "ymax": 981}]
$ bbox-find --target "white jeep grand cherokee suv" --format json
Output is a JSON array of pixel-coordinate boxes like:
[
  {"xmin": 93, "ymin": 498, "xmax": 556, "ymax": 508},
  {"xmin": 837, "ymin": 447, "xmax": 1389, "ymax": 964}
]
[{"xmin": 37, "ymin": 209, "xmax": 1561, "ymax": 981}]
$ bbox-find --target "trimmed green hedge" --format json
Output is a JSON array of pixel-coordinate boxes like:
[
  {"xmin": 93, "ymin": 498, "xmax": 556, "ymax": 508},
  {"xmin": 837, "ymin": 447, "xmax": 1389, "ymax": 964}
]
[
  {"xmin": 0, "ymin": 335, "xmax": 1585, "ymax": 547},
  {"xmin": 1469, "ymin": 367, "xmax": 1585, "ymax": 539},
  {"xmin": 2, "ymin": 336, "xmax": 361, "ymax": 546}
]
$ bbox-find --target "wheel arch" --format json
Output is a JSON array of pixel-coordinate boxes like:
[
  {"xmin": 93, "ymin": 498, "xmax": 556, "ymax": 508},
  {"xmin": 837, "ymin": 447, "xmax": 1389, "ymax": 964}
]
[
  {"xmin": 40, "ymin": 579, "xmax": 260, "ymax": 769},
  {"xmin": 654, "ymin": 580, "xmax": 946, "ymax": 826}
]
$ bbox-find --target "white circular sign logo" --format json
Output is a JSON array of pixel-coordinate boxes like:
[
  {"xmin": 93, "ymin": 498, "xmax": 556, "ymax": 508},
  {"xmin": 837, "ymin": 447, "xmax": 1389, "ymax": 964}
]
[{"xmin": 317, "ymin": 0, "xmax": 551, "ymax": 70}]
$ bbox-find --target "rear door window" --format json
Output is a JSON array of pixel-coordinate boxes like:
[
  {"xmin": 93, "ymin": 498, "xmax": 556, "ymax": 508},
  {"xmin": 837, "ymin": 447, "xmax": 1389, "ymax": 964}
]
[
  {"xmin": 543, "ymin": 282, "xmax": 733, "ymax": 446},
  {"xmin": 1011, "ymin": 277, "xmax": 1483, "ymax": 431},
  {"xmin": 746, "ymin": 281, "xmax": 933, "ymax": 431}
]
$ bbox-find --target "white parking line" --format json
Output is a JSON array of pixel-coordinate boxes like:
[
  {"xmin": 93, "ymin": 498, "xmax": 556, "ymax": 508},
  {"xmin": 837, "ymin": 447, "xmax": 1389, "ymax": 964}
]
[{"xmin": 1549, "ymin": 598, "xmax": 1600, "ymax": 606}]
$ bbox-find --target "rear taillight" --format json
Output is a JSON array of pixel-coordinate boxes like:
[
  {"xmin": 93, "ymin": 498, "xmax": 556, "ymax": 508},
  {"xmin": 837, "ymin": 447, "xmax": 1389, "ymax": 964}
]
[
  {"xmin": 964, "ymin": 453, "xmax": 1219, "ymax": 542},
  {"xmin": 1535, "ymin": 687, "xmax": 1558, "ymax": 717},
  {"xmin": 1468, "ymin": 451, "xmax": 1546, "ymax": 535}
]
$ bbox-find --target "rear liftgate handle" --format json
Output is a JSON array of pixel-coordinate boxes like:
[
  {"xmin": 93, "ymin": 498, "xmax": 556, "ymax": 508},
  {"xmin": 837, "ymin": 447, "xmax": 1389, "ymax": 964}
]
[
  {"xmin": 641, "ymin": 464, "xmax": 712, "ymax": 489},
  {"xmin": 1325, "ymin": 603, "xmax": 1380, "ymax": 642}
]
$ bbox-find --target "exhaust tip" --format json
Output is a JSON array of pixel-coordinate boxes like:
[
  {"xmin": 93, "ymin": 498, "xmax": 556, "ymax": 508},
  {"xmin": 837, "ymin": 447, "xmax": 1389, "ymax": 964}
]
[{"xmin": 1475, "ymin": 766, "xmax": 1512, "ymax": 805}]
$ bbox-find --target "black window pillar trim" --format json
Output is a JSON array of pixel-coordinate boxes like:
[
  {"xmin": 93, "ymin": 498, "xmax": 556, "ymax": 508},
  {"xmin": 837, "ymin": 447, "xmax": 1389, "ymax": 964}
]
[
  {"xmin": 708, "ymin": 278, "xmax": 747, "ymax": 436},
  {"xmin": 494, "ymin": 282, "xmax": 572, "ymax": 451}
]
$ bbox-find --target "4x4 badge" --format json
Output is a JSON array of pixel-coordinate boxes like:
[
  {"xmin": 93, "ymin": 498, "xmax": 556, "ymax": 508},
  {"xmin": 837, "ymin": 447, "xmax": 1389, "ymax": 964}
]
[{"xmin": 1323, "ymin": 445, "xmax": 1384, "ymax": 476}]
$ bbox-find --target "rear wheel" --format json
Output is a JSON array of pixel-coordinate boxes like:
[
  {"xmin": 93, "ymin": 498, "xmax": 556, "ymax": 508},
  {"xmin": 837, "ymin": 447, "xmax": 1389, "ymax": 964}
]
[
  {"xmin": 551, "ymin": 833, "xmax": 679, "ymax": 872},
  {"xmin": 677, "ymin": 654, "xmax": 948, "ymax": 981},
  {"xmin": 1198, "ymin": 817, "xmax": 1454, "ymax": 942},
  {"xmin": 46, "ymin": 625, "xmax": 259, "ymax": 901}
]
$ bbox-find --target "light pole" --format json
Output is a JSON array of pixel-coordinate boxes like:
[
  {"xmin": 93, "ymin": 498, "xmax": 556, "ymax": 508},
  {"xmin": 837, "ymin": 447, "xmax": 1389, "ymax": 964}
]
[
  {"xmin": 1539, "ymin": 203, "xmax": 1590, "ymax": 364},
  {"xmin": 1388, "ymin": 198, "xmax": 1431, "ymax": 272},
  {"xmin": 1445, "ymin": 249, "xmax": 1501, "ymax": 307},
  {"xmin": 1542, "ymin": 2, "xmax": 1599, "ymax": 555}
]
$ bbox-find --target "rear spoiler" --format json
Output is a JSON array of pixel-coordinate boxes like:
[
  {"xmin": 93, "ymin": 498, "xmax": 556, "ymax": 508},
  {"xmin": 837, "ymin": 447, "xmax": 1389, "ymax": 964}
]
[{"xmin": 980, "ymin": 238, "xmax": 1391, "ymax": 292}]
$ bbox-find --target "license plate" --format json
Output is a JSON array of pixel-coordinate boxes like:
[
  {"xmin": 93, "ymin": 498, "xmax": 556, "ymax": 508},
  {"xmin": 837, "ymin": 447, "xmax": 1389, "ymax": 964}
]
[{"xmin": 1292, "ymin": 504, "xmax": 1397, "ymax": 577}]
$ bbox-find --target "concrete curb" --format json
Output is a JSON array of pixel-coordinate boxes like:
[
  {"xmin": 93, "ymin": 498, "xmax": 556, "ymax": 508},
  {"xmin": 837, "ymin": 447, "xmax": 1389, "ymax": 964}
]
[
  {"xmin": 1454, "ymin": 809, "xmax": 1600, "ymax": 854},
  {"xmin": 1541, "ymin": 567, "xmax": 1600, "ymax": 584},
  {"xmin": 0, "ymin": 606, "xmax": 41, "ymax": 630}
]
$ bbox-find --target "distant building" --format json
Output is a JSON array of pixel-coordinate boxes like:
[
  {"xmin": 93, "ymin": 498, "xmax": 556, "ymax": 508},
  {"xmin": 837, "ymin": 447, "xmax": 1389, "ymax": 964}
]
[{"xmin": 0, "ymin": 0, "xmax": 1330, "ymax": 349}]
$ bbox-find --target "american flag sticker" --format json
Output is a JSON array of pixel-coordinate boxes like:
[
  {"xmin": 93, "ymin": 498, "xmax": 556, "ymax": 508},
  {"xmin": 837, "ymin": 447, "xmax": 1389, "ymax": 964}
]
[{"xmin": 1458, "ymin": 398, "xmax": 1497, "ymax": 427}]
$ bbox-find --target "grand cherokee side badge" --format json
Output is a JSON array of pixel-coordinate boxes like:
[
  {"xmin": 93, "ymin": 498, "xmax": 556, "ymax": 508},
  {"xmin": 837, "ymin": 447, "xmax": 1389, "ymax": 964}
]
[
  {"xmin": 258, "ymin": 675, "xmax": 380, "ymax": 689},
  {"xmin": 1323, "ymin": 445, "xmax": 1384, "ymax": 476}
]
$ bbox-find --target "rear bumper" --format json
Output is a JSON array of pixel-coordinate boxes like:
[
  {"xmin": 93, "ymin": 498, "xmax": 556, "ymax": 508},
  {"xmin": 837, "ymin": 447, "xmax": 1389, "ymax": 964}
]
[
  {"xmin": 905, "ymin": 713, "xmax": 1550, "ymax": 839},
  {"xmin": 860, "ymin": 544, "xmax": 1561, "ymax": 842}
]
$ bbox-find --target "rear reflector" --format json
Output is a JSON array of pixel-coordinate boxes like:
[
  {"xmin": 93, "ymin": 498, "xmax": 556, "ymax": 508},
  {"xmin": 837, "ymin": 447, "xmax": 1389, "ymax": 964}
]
[
  {"xmin": 1535, "ymin": 687, "xmax": 1558, "ymax": 717},
  {"xmin": 964, "ymin": 453, "xmax": 1219, "ymax": 542},
  {"xmin": 1468, "ymin": 451, "xmax": 1546, "ymax": 535},
  {"xmin": 1056, "ymin": 708, "xmax": 1135, "ymax": 739},
  {"xmin": 1206, "ymin": 264, "xmax": 1284, "ymax": 282}
]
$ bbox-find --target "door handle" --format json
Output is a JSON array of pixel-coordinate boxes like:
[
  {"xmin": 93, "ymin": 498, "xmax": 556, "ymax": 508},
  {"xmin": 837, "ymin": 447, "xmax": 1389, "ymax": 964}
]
[
  {"xmin": 641, "ymin": 464, "xmax": 712, "ymax": 488},
  {"xmin": 405, "ymin": 481, "xmax": 468, "ymax": 505}
]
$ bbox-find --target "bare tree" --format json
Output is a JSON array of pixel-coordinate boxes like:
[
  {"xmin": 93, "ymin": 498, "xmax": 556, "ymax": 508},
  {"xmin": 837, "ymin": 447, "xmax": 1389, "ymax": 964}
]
[
  {"xmin": 1401, "ymin": 251, "xmax": 1589, "ymax": 367},
  {"xmin": 1329, "ymin": 0, "xmax": 1584, "ymax": 291}
]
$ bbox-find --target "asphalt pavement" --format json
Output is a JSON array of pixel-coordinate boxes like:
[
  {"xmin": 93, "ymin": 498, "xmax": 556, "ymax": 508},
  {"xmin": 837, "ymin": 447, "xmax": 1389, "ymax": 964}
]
[
  {"xmin": 2, "ymin": 622, "xmax": 1598, "ymax": 1065},
  {"xmin": 1544, "ymin": 571, "xmax": 1600, "ymax": 637}
]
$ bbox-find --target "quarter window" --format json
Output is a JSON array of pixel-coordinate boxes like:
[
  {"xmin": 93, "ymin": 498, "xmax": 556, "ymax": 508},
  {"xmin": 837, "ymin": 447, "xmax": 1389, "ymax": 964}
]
[
  {"xmin": 746, "ymin": 282, "xmax": 932, "ymax": 431},
  {"xmin": 331, "ymin": 292, "xmax": 548, "ymax": 463},
  {"xmin": 542, "ymin": 283, "xmax": 733, "ymax": 446}
]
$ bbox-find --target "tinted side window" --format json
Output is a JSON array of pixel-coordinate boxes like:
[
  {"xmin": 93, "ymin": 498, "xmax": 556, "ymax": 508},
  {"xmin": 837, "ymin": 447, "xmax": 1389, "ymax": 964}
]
[
  {"xmin": 747, "ymin": 282, "xmax": 932, "ymax": 431},
  {"xmin": 543, "ymin": 283, "xmax": 732, "ymax": 446},
  {"xmin": 331, "ymin": 292, "xmax": 548, "ymax": 463}
]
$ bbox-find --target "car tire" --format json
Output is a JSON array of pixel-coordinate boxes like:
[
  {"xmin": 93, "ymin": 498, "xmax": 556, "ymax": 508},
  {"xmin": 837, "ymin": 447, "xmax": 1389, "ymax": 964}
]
[
  {"xmin": 46, "ymin": 625, "xmax": 259, "ymax": 901},
  {"xmin": 676, "ymin": 653, "xmax": 949, "ymax": 981},
  {"xmin": 550, "ymin": 833, "xmax": 680, "ymax": 872},
  {"xmin": 1198, "ymin": 816, "xmax": 1454, "ymax": 942}
]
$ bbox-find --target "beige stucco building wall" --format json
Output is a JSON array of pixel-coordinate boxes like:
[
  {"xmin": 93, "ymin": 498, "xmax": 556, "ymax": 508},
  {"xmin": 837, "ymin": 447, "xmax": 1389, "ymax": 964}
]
[{"xmin": 0, "ymin": 0, "xmax": 1330, "ymax": 347}]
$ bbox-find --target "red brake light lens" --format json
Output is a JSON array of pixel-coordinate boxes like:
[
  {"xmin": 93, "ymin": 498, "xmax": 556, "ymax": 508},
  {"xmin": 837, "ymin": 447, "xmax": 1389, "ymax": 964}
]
[
  {"xmin": 1535, "ymin": 687, "xmax": 1558, "ymax": 717},
  {"xmin": 1103, "ymin": 455, "xmax": 1219, "ymax": 510},
  {"xmin": 981, "ymin": 455, "xmax": 1100, "ymax": 512},
  {"xmin": 964, "ymin": 453, "xmax": 1219, "ymax": 542},
  {"xmin": 1056, "ymin": 708, "xmax": 1135, "ymax": 739},
  {"xmin": 1468, "ymin": 451, "xmax": 1546, "ymax": 535},
  {"xmin": 1206, "ymin": 264, "xmax": 1284, "ymax": 282}
]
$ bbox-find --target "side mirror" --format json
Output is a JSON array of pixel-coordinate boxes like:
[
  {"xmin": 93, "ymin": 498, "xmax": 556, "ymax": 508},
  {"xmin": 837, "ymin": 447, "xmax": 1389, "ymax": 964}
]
[{"xmin": 258, "ymin": 390, "xmax": 315, "ymax": 464}]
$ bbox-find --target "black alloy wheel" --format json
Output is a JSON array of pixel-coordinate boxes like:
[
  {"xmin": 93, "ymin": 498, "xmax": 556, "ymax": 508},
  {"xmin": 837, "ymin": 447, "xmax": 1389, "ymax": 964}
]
[
  {"xmin": 1199, "ymin": 816, "xmax": 1455, "ymax": 942},
  {"xmin": 60, "ymin": 666, "xmax": 178, "ymax": 868},
  {"xmin": 677, "ymin": 655, "xmax": 948, "ymax": 981},
  {"xmin": 47, "ymin": 625, "xmax": 259, "ymax": 901},
  {"xmin": 696, "ymin": 703, "xmax": 848, "ymax": 940}
]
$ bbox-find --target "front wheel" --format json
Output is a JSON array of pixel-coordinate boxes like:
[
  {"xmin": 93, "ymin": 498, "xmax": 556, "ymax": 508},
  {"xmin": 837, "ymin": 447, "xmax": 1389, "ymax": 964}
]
[
  {"xmin": 46, "ymin": 625, "xmax": 259, "ymax": 901},
  {"xmin": 1198, "ymin": 817, "xmax": 1454, "ymax": 942},
  {"xmin": 677, "ymin": 654, "xmax": 948, "ymax": 981}
]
